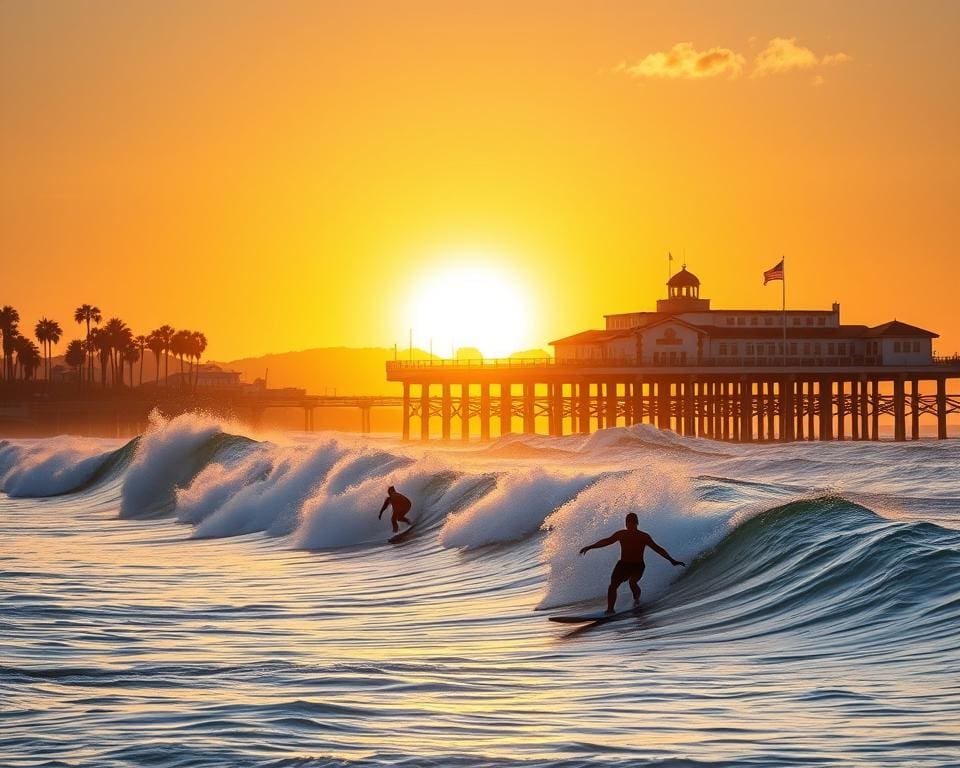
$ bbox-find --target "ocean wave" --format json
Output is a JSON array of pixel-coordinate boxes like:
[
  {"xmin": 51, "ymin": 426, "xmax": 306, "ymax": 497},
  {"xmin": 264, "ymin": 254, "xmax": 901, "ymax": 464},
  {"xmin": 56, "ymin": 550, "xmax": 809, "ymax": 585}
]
[{"xmin": 0, "ymin": 436, "xmax": 129, "ymax": 497}]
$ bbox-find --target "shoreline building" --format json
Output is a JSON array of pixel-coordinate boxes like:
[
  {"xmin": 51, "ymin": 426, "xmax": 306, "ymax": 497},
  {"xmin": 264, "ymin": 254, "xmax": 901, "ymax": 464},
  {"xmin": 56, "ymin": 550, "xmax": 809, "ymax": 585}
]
[{"xmin": 386, "ymin": 268, "xmax": 960, "ymax": 442}]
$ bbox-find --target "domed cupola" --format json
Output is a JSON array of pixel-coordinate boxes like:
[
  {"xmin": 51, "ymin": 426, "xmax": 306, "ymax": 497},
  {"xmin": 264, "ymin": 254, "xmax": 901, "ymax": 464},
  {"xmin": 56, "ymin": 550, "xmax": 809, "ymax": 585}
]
[{"xmin": 657, "ymin": 265, "xmax": 711, "ymax": 313}]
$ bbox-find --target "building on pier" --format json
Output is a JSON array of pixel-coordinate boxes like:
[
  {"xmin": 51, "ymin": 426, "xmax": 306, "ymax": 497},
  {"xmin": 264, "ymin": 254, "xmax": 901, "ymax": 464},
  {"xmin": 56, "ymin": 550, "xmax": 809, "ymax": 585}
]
[
  {"xmin": 553, "ymin": 267, "xmax": 936, "ymax": 368},
  {"xmin": 386, "ymin": 267, "xmax": 960, "ymax": 443}
]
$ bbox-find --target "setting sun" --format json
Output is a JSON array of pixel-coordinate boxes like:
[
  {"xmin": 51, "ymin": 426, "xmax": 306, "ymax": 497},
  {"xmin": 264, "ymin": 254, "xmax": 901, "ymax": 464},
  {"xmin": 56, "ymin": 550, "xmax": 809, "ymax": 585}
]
[{"xmin": 405, "ymin": 260, "xmax": 534, "ymax": 359}]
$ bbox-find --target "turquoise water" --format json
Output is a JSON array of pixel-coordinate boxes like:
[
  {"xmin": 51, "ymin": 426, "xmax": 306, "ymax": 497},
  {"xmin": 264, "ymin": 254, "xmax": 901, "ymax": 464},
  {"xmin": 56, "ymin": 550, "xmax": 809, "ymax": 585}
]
[{"xmin": 3, "ymin": 415, "xmax": 959, "ymax": 767}]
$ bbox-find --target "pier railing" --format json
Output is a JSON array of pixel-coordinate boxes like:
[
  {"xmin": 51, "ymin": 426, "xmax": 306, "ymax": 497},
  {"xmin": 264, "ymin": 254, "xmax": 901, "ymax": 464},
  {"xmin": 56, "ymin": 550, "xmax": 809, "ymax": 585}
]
[{"xmin": 387, "ymin": 355, "xmax": 960, "ymax": 371}]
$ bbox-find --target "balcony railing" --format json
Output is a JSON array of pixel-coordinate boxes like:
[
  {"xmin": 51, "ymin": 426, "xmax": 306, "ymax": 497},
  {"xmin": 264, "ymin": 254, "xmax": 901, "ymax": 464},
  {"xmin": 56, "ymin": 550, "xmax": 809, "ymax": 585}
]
[{"xmin": 387, "ymin": 355, "xmax": 960, "ymax": 371}]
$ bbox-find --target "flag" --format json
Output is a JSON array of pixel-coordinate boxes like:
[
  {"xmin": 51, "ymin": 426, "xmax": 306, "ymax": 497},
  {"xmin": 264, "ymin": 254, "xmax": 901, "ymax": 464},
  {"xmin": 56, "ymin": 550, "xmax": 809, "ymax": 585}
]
[{"xmin": 763, "ymin": 259, "xmax": 784, "ymax": 285}]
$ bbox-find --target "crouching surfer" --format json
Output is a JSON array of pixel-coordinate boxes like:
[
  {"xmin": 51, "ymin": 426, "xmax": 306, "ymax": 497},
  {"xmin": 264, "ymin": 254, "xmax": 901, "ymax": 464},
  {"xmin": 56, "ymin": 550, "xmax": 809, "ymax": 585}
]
[
  {"xmin": 379, "ymin": 485, "xmax": 413, "ymax": 533},
  {"xmin": 579, "ymin": 512, "xmax": 685, "ymax": 614}
]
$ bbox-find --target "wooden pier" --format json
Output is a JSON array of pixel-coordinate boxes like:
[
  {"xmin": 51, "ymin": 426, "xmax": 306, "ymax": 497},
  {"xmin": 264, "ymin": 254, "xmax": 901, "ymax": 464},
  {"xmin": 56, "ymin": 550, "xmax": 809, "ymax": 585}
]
[{"xmin": 386, "ymin": 358, "xmax": 960, "ymax": 442}]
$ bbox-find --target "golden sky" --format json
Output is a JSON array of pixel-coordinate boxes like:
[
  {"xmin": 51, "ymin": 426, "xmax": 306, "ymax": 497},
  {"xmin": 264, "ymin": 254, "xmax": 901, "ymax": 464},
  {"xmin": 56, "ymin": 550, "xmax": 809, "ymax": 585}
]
[{"xmin": 2, "ymin": 0, "xmax": 958, "ymax": 360}]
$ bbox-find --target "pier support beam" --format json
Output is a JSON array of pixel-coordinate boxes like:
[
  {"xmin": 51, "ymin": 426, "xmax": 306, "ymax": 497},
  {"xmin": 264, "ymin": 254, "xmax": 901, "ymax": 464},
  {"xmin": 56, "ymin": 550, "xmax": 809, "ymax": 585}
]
[
  {"xmin": 500, "ymin": 382, "xmax": 512, "ymax": 437},
  {"xmin": 523, "ymin": 382, "xmax": 536, "ymax": 434},
  {"xmin": 402, "ymin": 382, "xmax": 410, "ymax": 441},
  {"xmin": 871, "ymin": 379, "xmax": 880, "ymax": 441},
  {"xmin": 937, "ymin": 377, "xmax": 948, "ymax": 439},
  {"xmin": 850, "ymin": 379, "xmax": 859, "ymax": 441},
  {"xmin": 605, "ymin": 380, "xmax": 618, "ymax": 429},
  {"xmin": 578, "ymin": 382, "xmax": 590, "ymax": 434},
  {"xmin": 420, "ymin": 383, "xmax": 430, "ymax": 442},
  {"xmin": 441, "ymin": 383, "xmax": 452, "ymax": 441},
  {"xmin": 684, "ymin": 379, "xmax": 696, "ymax": 436},
  {"xmin": 911, "ymin": 378, "xmax": 920, "ymax": 440},
  {"xmin": 782, "ymin": 378, "xmax": 795, "ymax": 442},
  {"xmin": 859, "ymin": 378, "xmax": 869, "ymax": 440},
  {"xmin": 480, "ymin": 383, "xmax": 491, "ymax": 441},
  {"xmin": 819, "ymin": 379, "xmax": 833, "ymax": 440},
  {"xmin": 894, "ymin": 377, "xmax": 906, "ymax": 442},
  {"xmin": 633, "ymin": 377, "xmax": 644, "ymax": 427},
  {"xmin": 461, "ymin": 384, "xmax": 471, "ymax": 442},
  {"xmin": 739, "ymin": 378, "xmax": 752, "ymax": 442}
]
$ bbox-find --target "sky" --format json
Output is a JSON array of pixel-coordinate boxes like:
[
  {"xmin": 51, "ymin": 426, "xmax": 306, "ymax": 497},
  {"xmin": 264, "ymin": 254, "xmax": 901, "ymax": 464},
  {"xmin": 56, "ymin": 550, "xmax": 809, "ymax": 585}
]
[{"xmin": 2, "ymin": 0, "xmax": 958, "ymax": 360}]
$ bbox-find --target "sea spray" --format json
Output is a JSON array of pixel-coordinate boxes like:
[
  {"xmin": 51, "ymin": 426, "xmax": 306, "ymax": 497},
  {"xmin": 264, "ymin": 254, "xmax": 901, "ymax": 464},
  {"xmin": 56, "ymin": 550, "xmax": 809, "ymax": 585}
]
[
  {"xmin": 186, "ymin": 441, "xmax": 406, "ymax": 538},
  {"xmin": 120, "ymin": 411, "xmax": 252, "ymax": 518},
  {"xmin": 439, "ymin": 468, "xmax": 598, "ymax": 549},
  {"xmin": 294, "ymin": 455, "xmax": 463, "ymax": 549},
  {"xmin": 0, "ymin": 437, "xmax": 120, "ymax": 497},
  {"xmin": 537, "ymin": 468, "xmax": 729, "ymax": 609}
]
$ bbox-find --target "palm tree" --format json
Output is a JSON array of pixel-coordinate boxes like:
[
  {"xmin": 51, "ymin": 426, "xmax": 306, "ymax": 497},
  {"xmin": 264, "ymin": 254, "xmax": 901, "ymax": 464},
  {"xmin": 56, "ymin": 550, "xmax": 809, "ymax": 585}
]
[
  {"xmin": 171, "ymin": 330, "xmax": 192, "ymax": 389},
  {"xmin": 14, "ymin": 336, "xmax": 41, "ymax": 381},
  {"xmin": 101, "ymin": 318, "xmax": 131, "ymax": 387},
  {"xmin": 153, "ymin": 325, "xmax": 175, "ymax": 385},
  {"xmin": 190, "ymin": 331, "xmax": 207, "ymax": 390},
  {"xmin": 34, "ymin": 317, "xmax": 63, "ymax": 381},
  {"xmin": 123, "ymin": 341, "xmax": 140, "ymax": 389},
  {"xmin": 64, "ymin": 340, "xmax": 85, "ymax": 388},
  {"xmin": 90, "ymin": 327, "xmax": 110, "ymax": 387},
  {"xmin": 0, "ymin": 305, "xmax": 20, "ymax": 381},
  {"xmin": 134, "ymin": 334, "xmax": 147, "ymax": 386},
  {"xmin": 74, "ymin": 304, "xmax": 101, "ymax": 384},
  {"xmin": 146, "ymin": 331, "xmax": 165, "ymax": 386}
]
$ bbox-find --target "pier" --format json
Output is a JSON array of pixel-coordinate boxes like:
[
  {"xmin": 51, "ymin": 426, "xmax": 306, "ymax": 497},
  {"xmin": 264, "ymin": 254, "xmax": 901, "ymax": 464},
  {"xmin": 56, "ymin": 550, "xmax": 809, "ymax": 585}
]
[{"xmin": 386, "ymin": 358, "xmax": 960, "ymax": 442}]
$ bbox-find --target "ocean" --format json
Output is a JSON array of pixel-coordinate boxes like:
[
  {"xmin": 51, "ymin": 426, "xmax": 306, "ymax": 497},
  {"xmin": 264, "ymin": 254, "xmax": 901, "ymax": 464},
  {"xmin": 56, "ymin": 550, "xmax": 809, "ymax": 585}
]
[{"xmin": 2, "ymin": 412, "xmax": 959, "ymax": 767}]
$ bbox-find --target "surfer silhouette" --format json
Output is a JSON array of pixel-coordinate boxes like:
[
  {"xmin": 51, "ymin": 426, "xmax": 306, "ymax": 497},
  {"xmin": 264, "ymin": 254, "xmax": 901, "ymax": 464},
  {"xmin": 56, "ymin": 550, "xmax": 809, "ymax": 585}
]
[
  {"xmin": 579, "ymin": 513, "xmax": 685, "ymax": 613},
  {"xmin": 379, "ymin": 486, "xmax": 413, "ymax": 533}
]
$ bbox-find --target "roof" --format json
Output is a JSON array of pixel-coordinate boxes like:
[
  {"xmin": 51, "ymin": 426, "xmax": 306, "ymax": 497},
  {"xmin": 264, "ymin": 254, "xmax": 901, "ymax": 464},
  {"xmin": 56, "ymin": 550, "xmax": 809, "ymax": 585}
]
[
  {"xmin": 549, "ymin": 329, "xmax": 634, "ymax": 346},
  {"xmin": 638, "ymin": 316, "xmax": 709, "ymax": 335},
  {"xmin": 667, "ymin": 266, "xmax": 700, "ymax": 287},
  {"xmin": 862, "ymin": 320, "xmax": 938, "ymax": 339}
]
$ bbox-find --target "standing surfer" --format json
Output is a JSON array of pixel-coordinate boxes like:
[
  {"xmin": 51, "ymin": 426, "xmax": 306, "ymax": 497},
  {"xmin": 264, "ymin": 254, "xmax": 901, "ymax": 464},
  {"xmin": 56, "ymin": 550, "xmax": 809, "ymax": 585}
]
[
  {"xmin": 379, "ymin": 485, "xmax": 413, "ymax": 533},
  {"xmin": 580, "ymin": 512, "xmax": 685, "ymax": 613}
]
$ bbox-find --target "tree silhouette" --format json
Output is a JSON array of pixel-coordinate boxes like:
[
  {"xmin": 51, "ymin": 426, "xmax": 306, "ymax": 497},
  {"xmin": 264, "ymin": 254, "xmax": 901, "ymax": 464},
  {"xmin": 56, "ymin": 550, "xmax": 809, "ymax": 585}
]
[
  {"xmin": 134, "ymin": 334, "xmax": 147, "ymax": 386},
  {"xmin": 74, "ymin": 304, "xmax": 101, "ymax": 384},
  {"xmin": 34, "ymin": 317, "xmax": 63, "ymax": 381},
  {"xmin": 64, "ymin": 340, "xmax": 85, "ymax": 387},
  {"xmin": 14, "ymin": 336, "xmax": 41, "ymax": 381},
  {"xmin": 0, "ymin": 305, "xmax": 20, "ymax": 382},
  {"xmin": 153, "ymin": 325, "xmax": 176, "ymax": 386}
]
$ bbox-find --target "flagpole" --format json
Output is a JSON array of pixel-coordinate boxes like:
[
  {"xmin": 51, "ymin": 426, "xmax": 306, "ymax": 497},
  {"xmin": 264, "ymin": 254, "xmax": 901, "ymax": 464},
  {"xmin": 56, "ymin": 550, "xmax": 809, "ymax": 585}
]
[{"xmin": 782, "ymin": 255, "xmax": 787, "ymax": 367}]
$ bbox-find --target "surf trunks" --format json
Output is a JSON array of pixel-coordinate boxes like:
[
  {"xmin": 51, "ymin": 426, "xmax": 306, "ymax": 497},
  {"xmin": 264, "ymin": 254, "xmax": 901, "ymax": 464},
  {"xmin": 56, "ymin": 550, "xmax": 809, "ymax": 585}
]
[{"xmin": 611, "ymin": 560, "xmax": 645, "ymax": 584}]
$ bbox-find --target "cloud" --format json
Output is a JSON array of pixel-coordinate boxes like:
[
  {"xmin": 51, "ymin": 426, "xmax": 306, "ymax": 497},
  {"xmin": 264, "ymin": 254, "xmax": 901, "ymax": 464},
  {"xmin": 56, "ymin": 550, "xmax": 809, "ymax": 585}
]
[
  {"xmin": 618, "ymin": 38, "xmax": 851, "ymax": 84},
  {"xmin": 751, "ymin": 37, "xmax": 851, "ymax": 78},
  {"xmin": 621, "ymin": 42, "xmax": 745, "ymax": 80}
]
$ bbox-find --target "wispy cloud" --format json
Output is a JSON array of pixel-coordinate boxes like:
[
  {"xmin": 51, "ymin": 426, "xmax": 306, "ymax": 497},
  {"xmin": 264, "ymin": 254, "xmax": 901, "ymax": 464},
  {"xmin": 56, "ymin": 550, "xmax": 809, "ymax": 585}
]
[
  {"xmin": 618, "ymin": 38, "xmax": 851, "ymax": 84},
  {"xmin": 618, "ymin": 42, "xmax": 745, "ymax": 80},
  {"xmin": 751, "ymin": 37, "xmax": 851, "ymax": 78}
]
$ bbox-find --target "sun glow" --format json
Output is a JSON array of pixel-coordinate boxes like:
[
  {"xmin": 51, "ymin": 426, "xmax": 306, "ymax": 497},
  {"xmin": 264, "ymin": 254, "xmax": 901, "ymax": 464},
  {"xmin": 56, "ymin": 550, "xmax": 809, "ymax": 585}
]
[{"xmin": 406, "ymin": 261, "xmax": 533, "ymax": 359}]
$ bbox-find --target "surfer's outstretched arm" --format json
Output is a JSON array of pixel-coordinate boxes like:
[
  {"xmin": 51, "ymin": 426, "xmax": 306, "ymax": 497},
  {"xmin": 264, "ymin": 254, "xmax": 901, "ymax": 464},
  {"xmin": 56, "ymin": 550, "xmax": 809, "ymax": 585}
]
[
  {"xmin": 648, "ymin": 538, "xmax": 685, "ymax": 567},
  {"xmin": 378, "ymin": 498, "xmax": 390, "ymax": 520},
  {"xmin": 579, "ymin": 534, "xmax": 618, "ymax": 555}
]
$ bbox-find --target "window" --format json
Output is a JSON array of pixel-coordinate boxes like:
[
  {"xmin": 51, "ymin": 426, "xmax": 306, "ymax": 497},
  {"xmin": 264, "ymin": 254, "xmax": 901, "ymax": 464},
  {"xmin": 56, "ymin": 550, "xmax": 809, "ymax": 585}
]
[
  {"xmin": 893, "ymin": 341, "xmax": 901, "ymax": 353},
  {"xmin": 726, "ymin": 318, "xmax": 735, "ymax": 326},
  {"xmin": 803, "ymin": 342, "xmax": 811, "ymax": 354},
  {"xmin": 914, "ymin": 341, "xmax": 922, "ymax": 352},
  {"xmin": 828, "ymin": 343, "xmax": 835, "ymax": 355},
  {"xmin": 839, "ymin": 343, "xmax": 847, "ymax": 355},
  {"xmin": 814, "ymin": 343, "xmax": 822, "ymax": 355},
  {"xmin": 719, "ymin": 343, "xmax": 728, "ymax": 355},
  {"xmin": 731, "ymin": 344, "xmax": 738, "ymax": 356},
  {"xmin": 768, "ymin": 343, "xmax": 776, "ymax": 355},
  {"xmin": 793, "ymin": 318, "xmax": 801, "ymax": 325},
  {"xmin": 746, "ymin": 343, "xmax": 755, "ymax": 355},
  {"xmin": 737, "ymin": 317, "xmax": 745, "ymax": 326},
  {"xmin": 818, "ymin": 317, "xmax": 826, "ymax": 326},
  {"xmin": 806, "ymin": 317, "xmax": 814, "ymax": 326},
  {"xmin": 750, "ymin": 317, "xmax": 758, "ymax": 326},
  {"xmin": 790, "ymin": 343, "xmax": 798, "ymax": 355}
]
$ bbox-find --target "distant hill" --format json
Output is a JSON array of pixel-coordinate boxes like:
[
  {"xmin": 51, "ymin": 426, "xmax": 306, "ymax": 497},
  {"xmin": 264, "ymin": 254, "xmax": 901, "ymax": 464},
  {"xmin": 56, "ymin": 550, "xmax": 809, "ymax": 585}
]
[{"xmin": 211, "ymin": 346, "xmax": 552, "ymax": 395}]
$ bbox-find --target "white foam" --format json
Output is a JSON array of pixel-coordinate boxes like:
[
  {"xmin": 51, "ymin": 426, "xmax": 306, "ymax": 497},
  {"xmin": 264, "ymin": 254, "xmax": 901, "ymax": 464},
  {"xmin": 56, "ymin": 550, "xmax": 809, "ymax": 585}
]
[
  {"xmin": 439, "ymin": 468, "xmax": 597, "ymax": 550},
  {"xmin": 187, "ymin": 439, "xmax": 349, "ymax": 538},
  {"xmin": 120, "ymin": 411, "xmax": 233, "ymax": 517},
  {"xmin": 0, "ymin": 437, "xmax": 116, "ymax": 497},
  {"xmin": 537, "ymin": 468, "xmax": 730, "ymax": 609},
  {"xmin": 293, "ymin": 456, "xmax": 460, "ymax": 549}
]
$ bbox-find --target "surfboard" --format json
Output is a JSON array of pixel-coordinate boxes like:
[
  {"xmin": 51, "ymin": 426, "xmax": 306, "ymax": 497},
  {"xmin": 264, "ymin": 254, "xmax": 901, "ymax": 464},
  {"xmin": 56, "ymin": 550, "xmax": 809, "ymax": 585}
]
[
  {"xmin": 549, "ymin": 603, "xmax": 642, "ymax": 625},
  {"xmin": 388, "ymin": 522, "xmax": 416, "ymax": 544}
]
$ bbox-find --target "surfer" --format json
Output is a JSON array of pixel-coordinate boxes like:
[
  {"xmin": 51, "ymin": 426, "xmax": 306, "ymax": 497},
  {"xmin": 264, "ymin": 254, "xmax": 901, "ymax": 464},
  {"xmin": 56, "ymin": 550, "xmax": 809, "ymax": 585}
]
[
  {"xmin": 579, "ymin": 513, "xmax": 685, "ymax": 613},
  {"xmin": 378, "ymin": 485, "xmax": 413, "ymax": 533}
]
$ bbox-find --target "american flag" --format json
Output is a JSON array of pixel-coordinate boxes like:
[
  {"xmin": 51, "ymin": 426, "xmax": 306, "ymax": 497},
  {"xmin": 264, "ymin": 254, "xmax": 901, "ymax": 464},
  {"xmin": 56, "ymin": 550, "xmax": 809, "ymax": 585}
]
[{"xmin": 763, "ymin": 259, "xmax": 784, "ymax": 285}]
